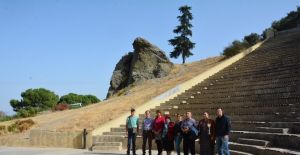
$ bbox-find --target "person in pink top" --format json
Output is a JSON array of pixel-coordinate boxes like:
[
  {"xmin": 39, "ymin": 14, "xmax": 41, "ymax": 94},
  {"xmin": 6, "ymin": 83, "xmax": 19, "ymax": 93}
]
[{"xmin": 152, "ymin": 110, "xmax": 165, "ymax": 155}]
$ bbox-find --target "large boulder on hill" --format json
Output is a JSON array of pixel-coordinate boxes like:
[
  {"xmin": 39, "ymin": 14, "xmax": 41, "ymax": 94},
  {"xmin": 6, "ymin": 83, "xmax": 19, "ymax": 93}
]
[{"xmin": 107, "ymin": 37, "xmax": 173, "ymax": 98}]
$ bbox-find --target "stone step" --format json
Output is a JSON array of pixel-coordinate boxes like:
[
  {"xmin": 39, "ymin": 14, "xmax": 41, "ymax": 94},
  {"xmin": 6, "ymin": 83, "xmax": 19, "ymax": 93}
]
[
  {"xmin": 255, "ymin": 127, "xmax": 289, "ymax": 134},
  {"xmin": 229, "ymin": 142, "xmax": 300, "ymax": 155},
  {"xmin": 230, "ymin": 131, "xmax": 300, "ymax": 150},
  {"xmin": 111, "ymin": 127, "xmax": 126, "ymax": 132},
  {"xmin": 229, "ymin": 142, "xmax": 265, "ymax": 155},
  {"xmin": 93, "ymin": 135, "xmax": 125, "ymax": 142},
  {"xmin": 230, "ymin": 150, "xmax": 254, "ymax": 155},
  {"xmin": 237, "ymin": 138, "xmax": 270, "ymax": 147},
  {"xmin": 92, "ymin": 145, "xmax": 122, "ymax": 151},
  {"xmin": 102, "ymin": 132, "xmax": 126, "ymax": 136},
  {"xmin": 93, "ymin": 142, "xmax": 122, "ymax": 146}
]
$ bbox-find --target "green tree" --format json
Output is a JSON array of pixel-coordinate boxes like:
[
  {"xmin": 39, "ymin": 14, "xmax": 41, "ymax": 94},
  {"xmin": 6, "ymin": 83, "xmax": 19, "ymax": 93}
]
[
  {"xmin": 272, "ymin": 7, "xmax": 300, "ymax": 31},
  {"xmin": 10, "ymin": 88, "xmax": 59, "ymax": 116},
  {"xmin": 59, "ymin": 93, "xmax": 100, "ymax": 106},
  {"xmin": 243, "ymin": 33, "xmax": 261, "ymax": 46},
  {"xmin": 169, "ymin": 5, "xmax": 195, "ymax": 64},
  {"xmin": 222, "ymin": 40, "xmax": 248, "ymax": 58}
]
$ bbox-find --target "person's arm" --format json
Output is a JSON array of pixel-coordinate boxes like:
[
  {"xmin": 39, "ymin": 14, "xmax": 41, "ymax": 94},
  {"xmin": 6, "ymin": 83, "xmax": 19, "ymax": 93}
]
[
  {"xmin": 211, "ymin": 120, "xmax": 216, "ymax": 141},
  {"xmin": 137, "ymin": 117, "xmax": 140, "ymax": 134},
  {"xmin": 225, "ymin": 117, "xmax": 231, "ymax": 135},
  {"xmin": 197, "ymin": 121, "xmax": 201, "ymax": 136}
]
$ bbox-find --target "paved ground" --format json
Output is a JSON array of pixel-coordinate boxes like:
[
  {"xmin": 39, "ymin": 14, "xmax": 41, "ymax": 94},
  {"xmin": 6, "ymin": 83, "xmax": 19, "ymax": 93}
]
[
  {"xmin": 0, "ymin": 147, "xmax": 165, "ymax": 155},
  {"xmin": 0, "ymin": 147, "xmax": 121, "ymax": 155}
]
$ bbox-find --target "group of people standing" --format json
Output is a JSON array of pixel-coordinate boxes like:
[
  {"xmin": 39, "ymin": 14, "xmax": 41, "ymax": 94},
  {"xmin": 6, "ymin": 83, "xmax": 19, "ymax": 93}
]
[{"xmin": 125, "ymin": 108, "xmax": 231, "ymax": 155}]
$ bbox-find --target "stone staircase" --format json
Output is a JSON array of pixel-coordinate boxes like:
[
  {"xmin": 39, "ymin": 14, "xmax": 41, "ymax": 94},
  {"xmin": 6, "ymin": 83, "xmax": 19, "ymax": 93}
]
[{"xmin": 92, "ymin": 29, "xmax": 300, "ymax": 155}]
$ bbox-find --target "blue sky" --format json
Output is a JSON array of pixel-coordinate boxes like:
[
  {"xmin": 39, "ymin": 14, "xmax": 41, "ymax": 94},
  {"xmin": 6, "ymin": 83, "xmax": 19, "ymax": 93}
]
[{"xmin": 0, "ymin": 0, "xmax": 299, "ymax": 115}]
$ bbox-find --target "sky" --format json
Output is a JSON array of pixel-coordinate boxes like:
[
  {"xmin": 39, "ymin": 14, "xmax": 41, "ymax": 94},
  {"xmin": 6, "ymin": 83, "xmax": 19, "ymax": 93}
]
[{"xmin": 0, "ymin": 0, "xmax": 299, "ymax": 115}]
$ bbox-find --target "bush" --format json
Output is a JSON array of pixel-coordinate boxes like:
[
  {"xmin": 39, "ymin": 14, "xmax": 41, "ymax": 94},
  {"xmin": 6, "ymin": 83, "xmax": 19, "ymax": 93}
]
[
  {"xmin": 16, "ymin": 119, "xmax": 35, "ymax": 132},
  {"xmin": 7, "ymin": 119, "xmax": 35, "ymax": 133},
  {"xmin": 0, "ymin": 125, "xmax": 6, "ymax": 135},
  {"xmin": 7, "ymin": 123, "xmax": 17, "ymax": 132},
  {"xmin": 243, "ymin": 33, "xmax": 261, "ymax": 46},
  {"xmin": 222, "ymin": 40, "xmax": 248, "ymax": 58},
  {"xmin": 0, "ymin": 116, "xmax": 12, "ymax": 122},
  {"xmin": 271, "ymin": 7, "xmax": 300, "ymax": 31},
  {"xmin": 59, "ymin": 93, "xmax": 100, "ymax": 106},
  {"xmin": 55, "ymin": 103, "xmax": 70, "ymax": 111},
  {"xmin": 16, "ymin": 107, "xmax": 37, "ymax": 118}
]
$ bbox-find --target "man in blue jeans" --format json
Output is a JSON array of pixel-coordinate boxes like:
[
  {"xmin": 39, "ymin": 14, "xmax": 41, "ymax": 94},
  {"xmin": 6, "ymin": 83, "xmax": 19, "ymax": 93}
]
[
  {"xmin": 215, "ymin": 108, "xmax": 231, "ymax": 155},
  {"xmin": 126, "ymin": 108, "xmax": 139, "ymax": 155}
]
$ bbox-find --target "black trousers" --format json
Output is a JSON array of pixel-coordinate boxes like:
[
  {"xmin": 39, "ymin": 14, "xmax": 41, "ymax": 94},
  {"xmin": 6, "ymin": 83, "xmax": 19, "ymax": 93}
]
[
  {"xmin": 155, "ymin": 139, "xmax": 163, "ymax": 155},
  {"xmin": 142, "ymin": 130, "xmax": 153, "ymax": 155},
  {"xmin": 183, "ymin": 134, "xmax": 195, "ymax": 155}
]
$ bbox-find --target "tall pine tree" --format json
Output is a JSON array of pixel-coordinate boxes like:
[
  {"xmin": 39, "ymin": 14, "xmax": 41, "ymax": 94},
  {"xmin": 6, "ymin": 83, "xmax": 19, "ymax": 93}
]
[{"xmin": 169, "ymin": 5, "xmax": 195, "ymax": 64}]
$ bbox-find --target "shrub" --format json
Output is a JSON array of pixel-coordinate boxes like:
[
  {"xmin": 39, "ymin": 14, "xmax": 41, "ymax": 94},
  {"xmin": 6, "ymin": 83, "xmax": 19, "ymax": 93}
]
[
  {"xmin": 16, "ymin": 119, "xmax": 35, "ymax": 132},
  {"xmin": 243, "ymin": 33, "xmax": 261, "ymax": 46},
  {"xmin": 7, "ymin": 119, "xmax": 35, "ymax": 133},
  {"xmin": 7, "ymin": 123, "xmax": 17, "ymax": 132},
  {"xmin": 222, "ymin": 40, "xmax": 248, "ymax": 58},
  {"xmin": 0, "ymin": 125, "xmax": 5, "ymax": 131},
  {"xmin": 16, "ymin": 107, "xmax": 37, "ymax": 118},
  {"xmin": 59, "ymin": 93, "xmax": 100, "ymax": 106},
  {"xmin": 55, "ymin": 103, "xmax": 70, "ymax": 111},
  {"xmin": 271, "ymin": 7, "xmax": 300, "ymax": 31}
]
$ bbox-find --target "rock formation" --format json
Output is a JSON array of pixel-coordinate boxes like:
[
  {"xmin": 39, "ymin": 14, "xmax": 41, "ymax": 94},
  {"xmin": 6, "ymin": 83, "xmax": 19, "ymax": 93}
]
[{"xmin": 106, "ymin": 37, "xmax": 173, "ymax": 98}]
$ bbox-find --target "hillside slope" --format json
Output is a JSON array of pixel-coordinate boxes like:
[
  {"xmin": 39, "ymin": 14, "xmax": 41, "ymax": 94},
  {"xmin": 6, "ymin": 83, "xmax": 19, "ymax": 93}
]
[{"xmin": 0, "ymin": 56, "xmax": 222, "ymax": 138}]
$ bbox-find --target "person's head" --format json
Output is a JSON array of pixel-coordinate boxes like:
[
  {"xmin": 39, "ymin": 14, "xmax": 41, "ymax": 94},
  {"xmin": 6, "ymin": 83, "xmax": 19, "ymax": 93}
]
[
  {"xmin": 186, "ymin": 111, "xmax": 192, "ymax": 119},
  {"xmin": 165, "ymin": 115, "xmax": 171, "ymax": 124},
  {"xmin": 176, "ymin": 113, "xmax": 182, "ymax": 121},
  {"xmin": 203, "ymin": 112, "xmax": 209, "ymax": 120},
  {"xmin": 216, "ymin": 108, "xmax": 223, "ymax": 117},
  {"xmin": 130, "ymin": 108, "xmax": 135, "ymax": 116},
  {"xmin": 156, "ymin": 110, "xmax": 162, "ymax": 117},
  {"xmin": 145, "ymin": 110, "xmax": 151, "ymax": 118}
]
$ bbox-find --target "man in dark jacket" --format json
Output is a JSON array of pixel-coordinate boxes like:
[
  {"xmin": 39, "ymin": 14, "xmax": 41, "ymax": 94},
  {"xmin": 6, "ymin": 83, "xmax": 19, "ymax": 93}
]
[{"xmin": 215, "ymin": 108, "xmax": 231, "ymax": 155}]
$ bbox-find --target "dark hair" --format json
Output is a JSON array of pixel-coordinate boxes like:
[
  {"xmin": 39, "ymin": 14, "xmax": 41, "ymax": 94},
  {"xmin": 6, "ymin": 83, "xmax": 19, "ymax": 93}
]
[
  {"xmin": 175, "ymin": 113, "xmax": 181, "ymax": 117},
  {"xmin": 165, "ymin": 115, "xmax": 171, "ymax": 121},
  {"xmin": 156, "ymin": 110, "xmax": 161, "ymax": 114},
  {"xmin": 216, "ymin": 107, "xmax": 223, "ymax": 110},
  {"xmin": 131, "ymin": 108, "xmax": 135, "ymax": 112}
]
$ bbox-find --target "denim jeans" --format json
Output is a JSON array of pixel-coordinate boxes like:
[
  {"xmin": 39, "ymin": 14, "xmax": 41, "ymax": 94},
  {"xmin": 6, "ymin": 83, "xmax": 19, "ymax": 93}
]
[
  {"xmin": 174, "ymin": 135, "xmax": 182, "ymax": 155},
  {"xmin": 216, "ymin": 136, "xmax": 230, "ymax": 155},
  {"xmin": 127, "ymin": 128, "xmax": 137, "ymax": 155}
]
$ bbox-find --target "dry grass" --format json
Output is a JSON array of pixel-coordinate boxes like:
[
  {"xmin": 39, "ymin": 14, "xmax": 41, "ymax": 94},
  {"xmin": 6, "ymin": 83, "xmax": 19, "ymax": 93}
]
[{"xmin": 0, "ymin": 56, "xmax": 223, "ymax": 133}]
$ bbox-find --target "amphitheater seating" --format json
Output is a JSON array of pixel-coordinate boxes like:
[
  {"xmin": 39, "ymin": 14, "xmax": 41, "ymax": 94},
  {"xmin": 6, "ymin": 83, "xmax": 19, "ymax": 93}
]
[{"xmin": 92, "ymin": 29, "xmax": 300, "ymax": 155}]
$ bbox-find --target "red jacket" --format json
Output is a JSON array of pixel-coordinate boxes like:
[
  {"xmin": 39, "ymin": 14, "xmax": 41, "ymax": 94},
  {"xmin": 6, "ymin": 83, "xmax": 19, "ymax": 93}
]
[{"xmin": 152, "ymin": 116, "xmax": 165, "ymax": 132}]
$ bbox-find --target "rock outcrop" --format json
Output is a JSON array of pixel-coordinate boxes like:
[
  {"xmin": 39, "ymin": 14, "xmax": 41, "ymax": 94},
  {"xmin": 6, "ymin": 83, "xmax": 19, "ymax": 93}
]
[{"xmin": 106, "ymin": 37, "xmax": 173, "ymax": 98}]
